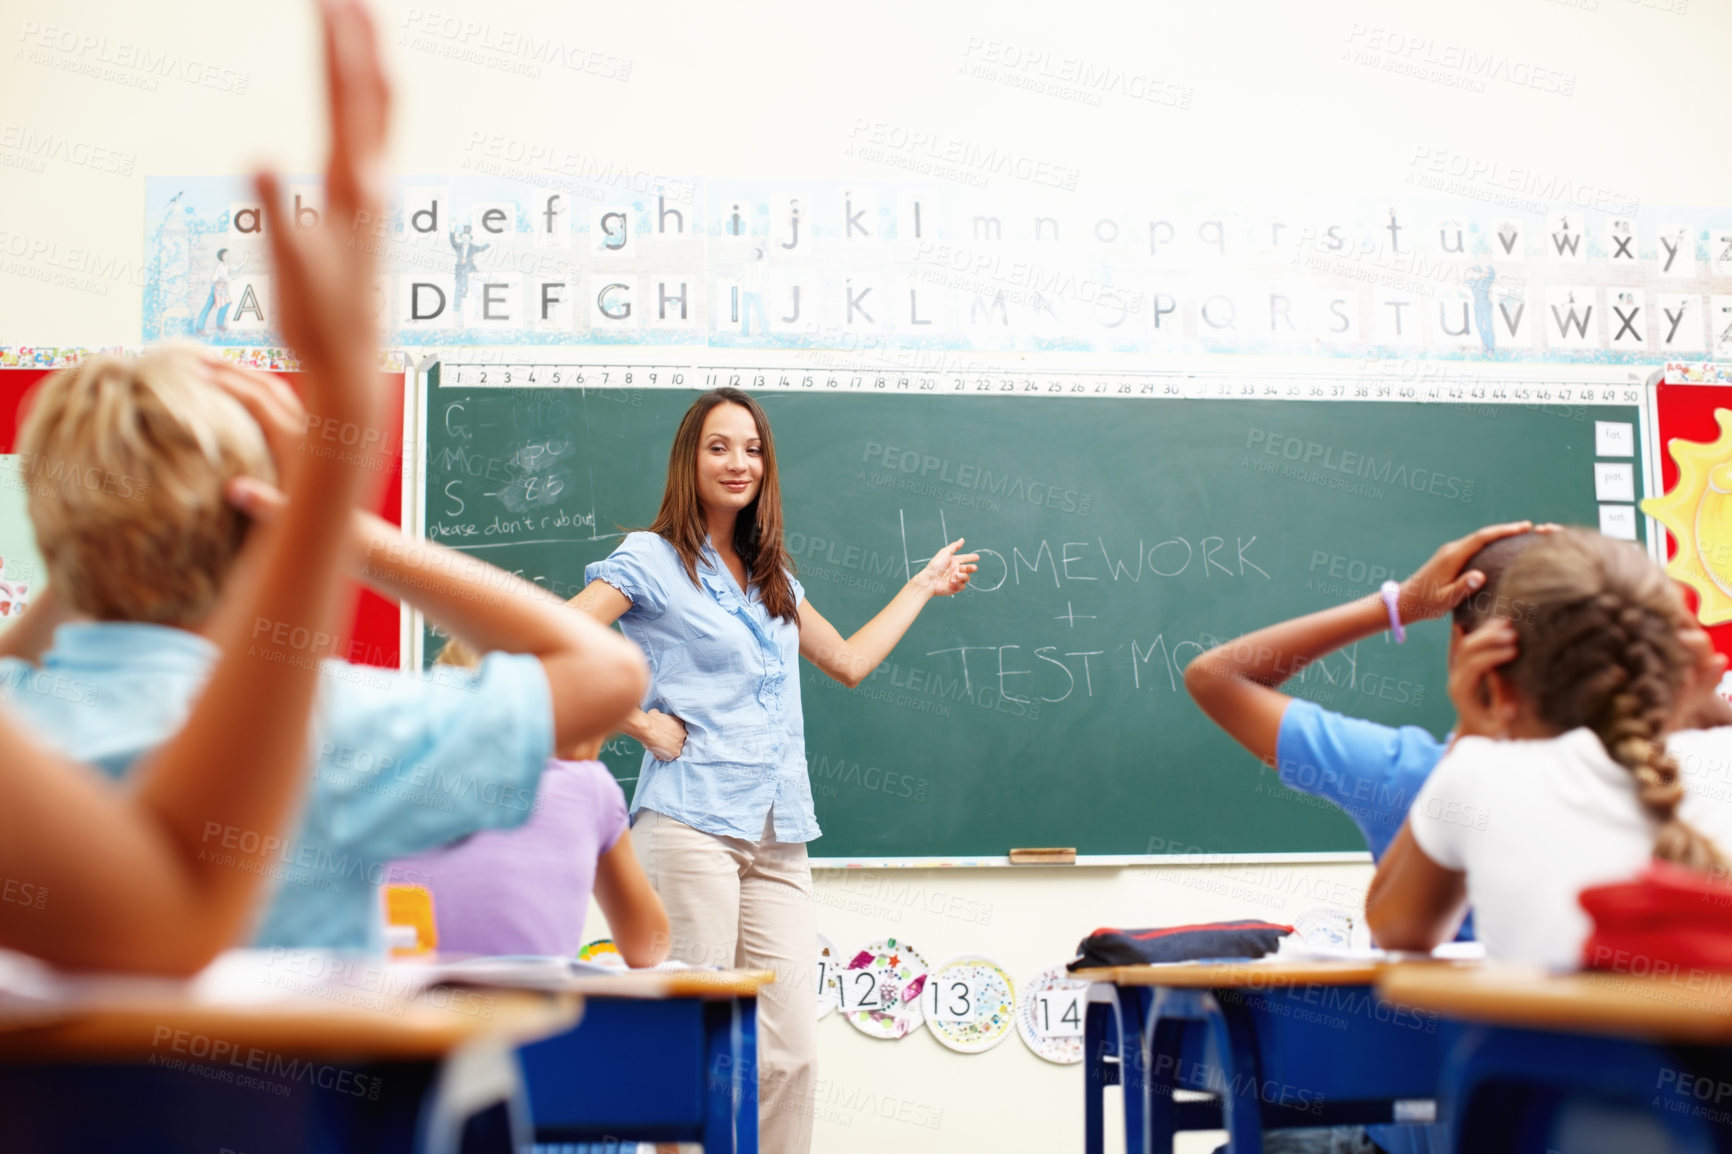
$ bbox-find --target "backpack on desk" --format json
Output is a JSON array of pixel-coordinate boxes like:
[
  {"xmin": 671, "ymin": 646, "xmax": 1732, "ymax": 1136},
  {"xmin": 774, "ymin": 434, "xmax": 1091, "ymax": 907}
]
[
  {"xmin": 1580, "ymin": 861, "xmax": 1732, "ymax": 971},
  {"xmin": 1067, "ymin": 919, "xmax": 1295, "ymax": 970}
]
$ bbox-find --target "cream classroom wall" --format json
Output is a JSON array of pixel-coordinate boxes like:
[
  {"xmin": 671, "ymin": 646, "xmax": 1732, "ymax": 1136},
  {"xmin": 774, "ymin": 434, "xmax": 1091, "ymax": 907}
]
[
  {"xmin": 3, "ymin": 0, "xmax": 1726, "ymax": 1150},
  {"xmin": 580, "ymin": 859, "xmax": 1377, "ymax": 1153}
]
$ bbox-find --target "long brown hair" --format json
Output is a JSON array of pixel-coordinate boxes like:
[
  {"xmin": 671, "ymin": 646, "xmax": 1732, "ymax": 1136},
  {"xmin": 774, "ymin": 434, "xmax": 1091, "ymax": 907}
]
[
  {"xmin": 1498, "ymin": 529, "xmax": 1726, "ymax": 871},
  {"xmin": 648, "ymin": 388, "xmax": 799, "ymax": 621}
]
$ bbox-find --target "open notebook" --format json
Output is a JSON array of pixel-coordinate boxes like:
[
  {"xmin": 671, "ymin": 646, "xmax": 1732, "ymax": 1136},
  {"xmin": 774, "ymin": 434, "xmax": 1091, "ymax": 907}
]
[
  {"xmin": 0, "ymin": 948, "xmax": 710, "ymax": 1020},
  {"xmin": 396, "ymin": 954, "xmax": 702, "ymax": 990}
]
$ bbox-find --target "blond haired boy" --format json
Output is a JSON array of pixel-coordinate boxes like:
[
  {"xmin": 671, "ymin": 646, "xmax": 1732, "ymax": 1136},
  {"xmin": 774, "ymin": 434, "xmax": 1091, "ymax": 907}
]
[{"xmin": 4, "ymin": 348, "xmax": 646, "ymax": 949}]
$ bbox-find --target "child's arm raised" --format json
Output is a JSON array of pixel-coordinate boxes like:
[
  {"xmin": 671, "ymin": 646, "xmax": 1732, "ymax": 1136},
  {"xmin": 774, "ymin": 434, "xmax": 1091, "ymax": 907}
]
[
  {"xmin": 1184, "ymin": 521, "xmax": 1532, "ymax": 764},
  {"xmin": 568, "ymin": 579, "xmax": 686, "ymax": 761},
  {"xmin": 348, "ymin": 516, "xmax": 648, "ymax": 748},
  {"xmin": 225, "ymin": 457, "xmax": 649, "ymax": 753},
  {"xmin": 0, "ymin": 0, "xmax": 391, "ymax": 973}
]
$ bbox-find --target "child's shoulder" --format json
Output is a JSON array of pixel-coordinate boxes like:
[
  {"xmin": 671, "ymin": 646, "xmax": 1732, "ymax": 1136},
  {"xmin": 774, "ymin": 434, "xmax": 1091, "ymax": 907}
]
[
  {"xmin": 315, "ymin": 658, "xmax": 407, "ymax": 694},
  {"xmin": 547, "ymin": 758, "xmax": 627, "ymax": 803},
  {"xmin": 1667, "ymin": 726, "xmax": 1732, "ymax": 770},
  {"xmin": 314, "ymin": 651, "xmax": 538, "ymax": 707},
  {"xmin": 0, "ymin": 654, "xmax": 33, "ymax": 685},
  {"xmin": 1278, "ymin": 697, "xmax": 1448, "ymax": 760},
  {"xmin": 1437, "ymin": 729, "xmax": 1606, "ymax": 782},
  {"xmin": 1430, "ymin": 733, "xmax": 1526, "ymax": 781}
]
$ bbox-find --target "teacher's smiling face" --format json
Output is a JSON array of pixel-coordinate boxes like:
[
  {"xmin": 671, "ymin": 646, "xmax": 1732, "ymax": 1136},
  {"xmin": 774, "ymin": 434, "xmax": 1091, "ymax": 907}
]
[{"xmin": 696, "ymin": 402, "xmax": 764, "ymax": 515}]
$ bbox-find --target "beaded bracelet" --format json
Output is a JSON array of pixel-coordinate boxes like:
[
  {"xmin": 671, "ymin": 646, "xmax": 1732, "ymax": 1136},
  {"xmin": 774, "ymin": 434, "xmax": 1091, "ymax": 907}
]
[{"xmin": 1379, "ymin": 580, "xmax": 1407, "ymax": 644}]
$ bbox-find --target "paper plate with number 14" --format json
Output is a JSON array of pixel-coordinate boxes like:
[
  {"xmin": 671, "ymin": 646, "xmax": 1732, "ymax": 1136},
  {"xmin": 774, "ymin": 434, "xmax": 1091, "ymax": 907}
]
[
  {"xmin": 1016, "ymin": 965, "xmax": 1090, "ymax": 1064},
  {"xmin": 923, "ymin": 955, "xmax": 1015, "ymax": 1054}
]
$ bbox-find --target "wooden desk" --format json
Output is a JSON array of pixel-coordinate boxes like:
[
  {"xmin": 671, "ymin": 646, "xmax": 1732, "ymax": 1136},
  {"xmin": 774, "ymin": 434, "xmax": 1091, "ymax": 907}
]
[
  {"xmin": 0, "ymin": 986, "xmax": 576, "ymax": 1060},
  {"xmin": 0, "ymin": 984, "xmax": 579, "ymax": 1154},
  {"xmin": 515, "ymin": 968, "xmax": 774, "ymax": 1154},
  {"xmin": 552, "ymin": 968, "xmax": 774, "ymax": 1000},
  {"xmin": 1381, "ymin": 964, "xmax": 1732, "ymax": 1154},
  {"xmin": 1381, "ymin": 963, "xmax": 1732, "ymax": 1042},
  {"xmin": 1077, "ymin": 961, "xmax": 1454, "ymax": 1154}
]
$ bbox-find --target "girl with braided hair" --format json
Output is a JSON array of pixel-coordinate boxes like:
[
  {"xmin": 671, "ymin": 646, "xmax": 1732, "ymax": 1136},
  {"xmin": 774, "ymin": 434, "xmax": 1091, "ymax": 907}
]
[{"xmin": 1366, "ymin": 529, "xmax": 1732, "ymax": 967}]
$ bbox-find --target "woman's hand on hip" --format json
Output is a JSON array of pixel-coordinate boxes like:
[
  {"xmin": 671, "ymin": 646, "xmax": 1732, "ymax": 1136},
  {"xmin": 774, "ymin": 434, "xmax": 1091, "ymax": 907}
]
[{"xmin": 640, "ymin": 709, "xmax": 689, "ymax": 761}]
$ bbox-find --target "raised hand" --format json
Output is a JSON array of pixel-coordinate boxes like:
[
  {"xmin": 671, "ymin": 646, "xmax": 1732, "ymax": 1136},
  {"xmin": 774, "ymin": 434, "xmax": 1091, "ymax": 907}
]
[{"xmin": 256, "ymin": 0, "xmax": 391, "ymax": 436}]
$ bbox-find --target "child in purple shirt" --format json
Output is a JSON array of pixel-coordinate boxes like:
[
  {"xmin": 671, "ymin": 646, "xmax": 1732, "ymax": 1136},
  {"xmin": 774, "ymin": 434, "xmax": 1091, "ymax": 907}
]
[{"xmin": 390, "ymin": 641, "xmax": 669, "ymax": 965}]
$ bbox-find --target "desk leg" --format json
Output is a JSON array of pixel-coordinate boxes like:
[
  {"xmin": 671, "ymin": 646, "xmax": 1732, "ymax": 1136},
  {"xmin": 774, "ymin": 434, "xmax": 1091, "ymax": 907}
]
[
  {"xmin": 1146, "ymin": 994, "xmax": 1189, "ymax": 1154},
  {"xmin": 1206, "ymin": 997, "xmax": 1265, "ymax": 1154},
  {"xmin": 737, "ymin": 998, "xmax": 759, "ymax": 1154},
  {"xmin": 1119, "ymin": 987, "xmax": 1150, "ymax": 1154},
  {"xmin": 704, "ymin": 997, "xmax": 759, "ymax": 1154},
  {"xmin": 1084, "ymin": 986, "xmax": 1116, "ymax": 1154},
  {"xmin": 420, "ymin": 1043, "xmax": 529, "ymax": 1154}
]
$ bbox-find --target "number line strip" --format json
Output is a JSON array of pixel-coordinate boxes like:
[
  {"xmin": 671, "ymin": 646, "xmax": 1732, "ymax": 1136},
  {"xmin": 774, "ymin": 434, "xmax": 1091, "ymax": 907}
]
[{"xmin": 433, "ymin": 360, "xmax": 1649, "ymax": 407}]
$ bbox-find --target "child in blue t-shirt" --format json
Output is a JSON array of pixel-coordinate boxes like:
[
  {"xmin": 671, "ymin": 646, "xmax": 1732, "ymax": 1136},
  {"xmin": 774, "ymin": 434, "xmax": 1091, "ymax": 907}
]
[
  {"xmin": 1184, "ymin": 521, "xmax": 1541, "ymax": 1154},
  {"xmin": 1187, "ymin": 522, "xmax": 1732, "ymax": 1154},
  {"xmin": 1186, "ymin": 522, "xmax": 1544, "ymax": 868}
]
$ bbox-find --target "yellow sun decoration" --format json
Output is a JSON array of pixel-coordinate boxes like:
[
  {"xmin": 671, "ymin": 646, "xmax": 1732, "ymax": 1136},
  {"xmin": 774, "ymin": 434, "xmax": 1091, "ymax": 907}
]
[{"xmin": 1643, "ymin": 408, "xmax": 1732, "ymax": 624}]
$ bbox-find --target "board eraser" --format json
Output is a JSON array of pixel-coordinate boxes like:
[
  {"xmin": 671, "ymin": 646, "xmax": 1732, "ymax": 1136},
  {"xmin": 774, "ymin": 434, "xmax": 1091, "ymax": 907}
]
[{"xmin": 1009, "ymin": 847, "xmax": 1077, "ymax": 865}]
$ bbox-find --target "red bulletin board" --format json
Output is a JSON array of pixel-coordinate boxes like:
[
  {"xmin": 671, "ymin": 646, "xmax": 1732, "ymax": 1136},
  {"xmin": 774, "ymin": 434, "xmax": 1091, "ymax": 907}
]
[
  {"xmin": 1653, "ymin": 373, "xmax": 1732, "ymax": 663},
  {"xmin": 0, "ymin": 354, "xmax": 406, "ymax": 669}
]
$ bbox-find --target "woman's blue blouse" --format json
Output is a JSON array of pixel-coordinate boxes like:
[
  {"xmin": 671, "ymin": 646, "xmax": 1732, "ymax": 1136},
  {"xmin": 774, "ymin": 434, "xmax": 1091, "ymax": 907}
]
[{"xmin": 586, "ymin": 532, "xmax": 817, "ymax": 842}]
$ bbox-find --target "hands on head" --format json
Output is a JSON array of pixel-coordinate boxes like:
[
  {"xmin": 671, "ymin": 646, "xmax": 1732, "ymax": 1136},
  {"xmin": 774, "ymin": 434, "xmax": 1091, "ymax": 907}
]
[
  {"xmin": 209, "ymin": 360, "xmax": 309, "ymax": 519},
  {"xmin": 1437, "ymin": 522, "xmax": 1731, "ymax": 739},
  {"xmin": 1396, "ymin": 521, "xmax": 1550, "ymax": 624},
  {"xmin": 1447, "ymin": 617, "xmax": 1520, "ymax": 739}
]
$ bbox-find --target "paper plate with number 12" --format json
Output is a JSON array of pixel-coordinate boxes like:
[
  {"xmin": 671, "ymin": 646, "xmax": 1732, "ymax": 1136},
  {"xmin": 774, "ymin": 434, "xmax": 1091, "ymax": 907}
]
[{"xmin": 839, "ymin": 937, "xmax": 929, "ymax": 1040}]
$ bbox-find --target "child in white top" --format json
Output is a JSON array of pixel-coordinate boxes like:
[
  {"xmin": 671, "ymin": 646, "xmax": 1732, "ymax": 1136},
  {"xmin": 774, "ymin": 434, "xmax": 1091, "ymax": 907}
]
[{"xmin": 1367, "ymin": 529, "xmax": 1732, "ymax": 967}]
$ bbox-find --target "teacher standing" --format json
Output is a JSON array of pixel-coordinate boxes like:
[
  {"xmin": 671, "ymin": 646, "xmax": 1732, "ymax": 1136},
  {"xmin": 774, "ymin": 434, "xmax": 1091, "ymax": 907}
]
[{"xmin": 575, "ymin": 388, "xmax": 976, "ymax": 1153}]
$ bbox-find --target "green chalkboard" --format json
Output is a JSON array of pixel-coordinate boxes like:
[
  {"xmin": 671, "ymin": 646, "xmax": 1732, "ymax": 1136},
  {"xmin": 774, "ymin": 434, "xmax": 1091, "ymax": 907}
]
[{"xmin": 421, "ymin": 364, "xmax": 1644, "ymax": 859}]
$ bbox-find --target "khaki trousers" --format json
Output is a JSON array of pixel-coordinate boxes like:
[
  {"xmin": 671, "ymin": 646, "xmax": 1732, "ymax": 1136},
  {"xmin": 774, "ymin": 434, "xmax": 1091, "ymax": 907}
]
[{"xmin": 632, "ymin": 809, "xmax": 816, "ymax": 1154}]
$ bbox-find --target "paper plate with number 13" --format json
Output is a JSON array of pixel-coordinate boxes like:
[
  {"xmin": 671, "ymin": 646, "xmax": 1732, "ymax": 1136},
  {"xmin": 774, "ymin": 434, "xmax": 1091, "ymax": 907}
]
[{"xmin": 923, "ymin": 955, "xmax": 1015, "ymax": 1054}]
